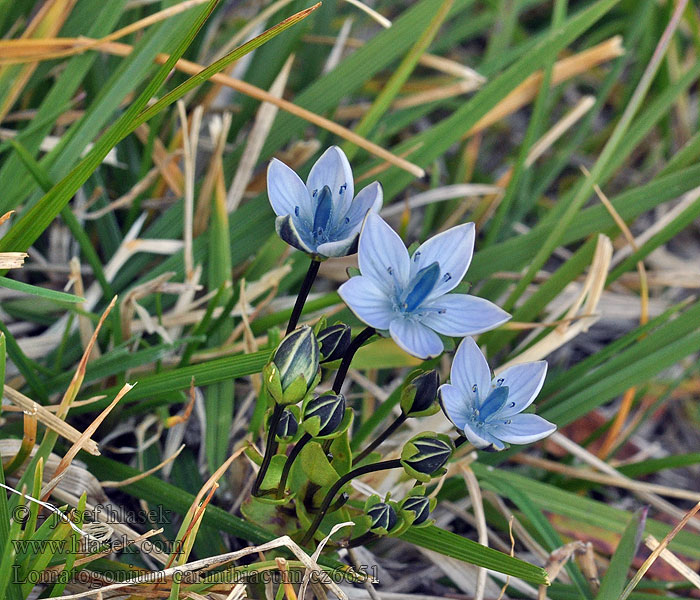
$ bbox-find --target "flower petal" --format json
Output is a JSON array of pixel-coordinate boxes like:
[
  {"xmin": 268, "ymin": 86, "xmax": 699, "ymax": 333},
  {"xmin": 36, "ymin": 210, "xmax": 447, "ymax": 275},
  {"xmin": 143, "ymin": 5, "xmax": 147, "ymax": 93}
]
[
  {"xmin": 449, "ymin": 337, "xmax": 491, "ymax": 408},
  {"xmin": 275, "ymin": 215, "xmax": 315, "ymax": 253},
  {"xmin": 486, "ymin": 413, "xmax": 556, "ymax": 445},
  {"xmin": 389, "ymin": 318, "xmax": 443, "ymax": 359},
  {"xmin": 410, "ymin": 223, "xmax": 475, "ymax": 298},
  {"xmin": 316, "ymin": 235, "xmax": 357, "ymax": 258},
  {"xmin": 461, "ymin": 420, "xmax": 506, "ymax": 451},
  {"xmin": 491, "ymin": 361, "xmax": 547, "ymax": 418},
  {"xmin": 421, "ymin": 294, "xmax": 511, "ymax": 336},
  {"xmin": 336, "ymin": 181, "xmax": 383, "ymax": 238},
  {"xmin": 306, "ymin": 146, "xmax": 354, "ymax": 217},
  {"xmin": 267, "ymin": 159, "xmax": 313, "ymax": 222},
  {"xmin": 358, "ymin": 212, "xmax": 410, "ymax": 294},
  {"xmin": 338, "ymin": 276, "xmax": 394, "ymax": 330},
  {"xmin": 438, "ymin": 383, "xmax": 471, "ymax": 430}
]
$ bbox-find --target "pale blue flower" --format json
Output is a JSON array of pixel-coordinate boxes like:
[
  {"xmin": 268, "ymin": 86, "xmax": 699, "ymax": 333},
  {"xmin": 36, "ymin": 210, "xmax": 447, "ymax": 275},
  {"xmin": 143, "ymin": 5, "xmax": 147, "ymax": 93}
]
[
  {"xmin": 439, "ymin": 337, "xmax": 556, "ymax": 450},
  {"xmin": 338, "ymin": 213, "xmax": 510, "ymax": 359},
  {"xmin": 267, "ymin": 146, "xmax": 382, "ymax": 259}
]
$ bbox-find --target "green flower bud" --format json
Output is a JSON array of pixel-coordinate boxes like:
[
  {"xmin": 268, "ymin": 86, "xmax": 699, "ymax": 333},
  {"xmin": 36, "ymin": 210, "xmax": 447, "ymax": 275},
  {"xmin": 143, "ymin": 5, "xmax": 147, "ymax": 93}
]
[
  {"xmin": 400, "ymin": 496, "xmax": 431, "ymax": 526},
  {"xmin": 400, "ymin": 433, "xmax": 454, "ymax": 482},
  {"xmin": 303, "ymin": 393, "xmax": 345, "ymax": 437},
  {"xmin": 317, "ymin": 324, "xmax": 352, "ymax": 363},
  {"xmin": 367, "ymin": 502, "xmax": 397, "ymax": 533},
  {"xmin": 275, "ymin": 409, "xmax": 298, "ymax": 440},
  {"xmin": 268, "ymin": 326, "xmax": 320, "ymax": 404},
  {"xmin": 400, "ymin": 369, "xmax": 440, "ymax": 417}
]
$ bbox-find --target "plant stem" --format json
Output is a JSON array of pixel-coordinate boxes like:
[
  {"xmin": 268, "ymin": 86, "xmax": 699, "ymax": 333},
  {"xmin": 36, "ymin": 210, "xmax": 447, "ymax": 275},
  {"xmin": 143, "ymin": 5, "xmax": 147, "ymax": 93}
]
[
  {"xmin": 252, "ymin": 403, "xmax": 284, "ymax": 496},
  {"xmin": 332, "ymin": 326, "xmax": 375, "ymax": 393},
  {"xmin": 353, "ymin": 413, "xmax": 407, "ymax": 465},
  {"xmin": 300, "ymin": 458, "xmax": 401, "ymax": 546},
  {"xmin": 286, "ymin": 259, "xmax": 321, "ymax": 334},
  {"xmin": 275, "ymin": 432, "xmax": 312, "ymax": 499},
  {"xmin": 344, "ymin": 531, "xmax": 380, "ymax": 549},
  {"xmin": 454, "ymin": 434, "xmax": 469, "ymax": 448}
]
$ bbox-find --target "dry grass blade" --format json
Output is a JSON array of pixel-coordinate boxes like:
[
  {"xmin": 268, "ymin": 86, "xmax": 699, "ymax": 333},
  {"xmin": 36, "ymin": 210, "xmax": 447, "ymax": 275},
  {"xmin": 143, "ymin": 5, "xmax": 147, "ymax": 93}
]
[
  {"xmin": 343, "ymin": 0, "xmax": 392, "ymax": 28},
  {"xmin": 538, "ymin": 543, "xmax": 588, "ymax": 600},
  {"xmin": 585, "ymin": 166, "xmax": 649, "ymax": 460},
  {"xmin": 42, "ymin": 382, "xmax": 134, "ymax": 500},
  {"xmin": 496, "ymin": 234, "xmax": 612, "ymax": 370},
  {"xmin": 55, "ymin": 295, "xmax": 116, "ymax": 419},
  {"xmin": 0, "ymin": 252, "xmax": 28, "ymax": 268},
  {"xmin": 644, "ymin": 534, "xmax": 700, "ymax": 590},
  {"xmin": 44, "ymin": 533, "xmax": 355, "ymax": 600},
  {"xmin": 465, "ymin": 36, "xmax": 624, "ymax": 139},
  {"xmin": 2, "ymin": 36, "xmax": 424, "ymax": 177},
  {"xmin": 0, "ymin": 0, "xmax": 78, "ymax": 121},
  {"xmin": 619, "ymin": 502, "xmax": 700, "ymax": 600},
  {"xmin": 550, "ymin": 432, "xmax": 700, "ymax": 533},
  {"xmin": 525, "ymin": 96, "xmax": 596, "ymax": 166},
  {"xmin": 2, "ymin": 386, "xmax": 99, "ymax": 454},
  {"xmin": 0, "ymin": 0, "xmax": 210, "ymax": 64},
  {"xmin": 381, "ymin": 184, "xmax": 502, "ymax": 218},
  {"xmin": 227, "ymin": 54, "xmax": 294, "ymax": 211},
  {"xmin": 101, "ymin": 444, "xmax": 185, "ymax": 487},
  {"xmin": 513, "ymin": 453, "xmax": 700, "ymax": 501},
  {"xmin": 462, "ymin": 465, "xmax": 488, "ymax": 600},
  {"xmin": 0, "ymin": 209, "xmax": 14, "ymax": 225},
  {"xmin": 2, "ymin": 410, "xmax": 37, "ymax": 473}
]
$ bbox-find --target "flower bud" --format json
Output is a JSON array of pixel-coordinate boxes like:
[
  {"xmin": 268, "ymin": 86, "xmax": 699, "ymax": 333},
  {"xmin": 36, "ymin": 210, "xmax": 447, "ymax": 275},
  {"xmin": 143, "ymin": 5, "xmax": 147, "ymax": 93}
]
[
  {"xmin": 303, "ymin": 393, "xmax": 346, "ymax": 437},
  {"xmin": 317, "ymin": 324, "xmax": 352, "ymax": 363},
  {"xmin": 367, "ymin": 502, "xmax": 397, "ymax": 533},
  {"xmin": 266, "ymin": 326, "xmax": 320, "ymax": 404},
  {"xmin": 275, "ymin": 409, "xmax": 298, "ymax": 440},
  {"xmin": 400, "ymin": 433, "xmax": 454, "ymax": 482},
  {"xmin": 400, "ymin": 496, "xmax": 431, "ymax": 526},
  {"xmin": 400, "ymin": 369, "xmax": 440, "ymax": 417}
]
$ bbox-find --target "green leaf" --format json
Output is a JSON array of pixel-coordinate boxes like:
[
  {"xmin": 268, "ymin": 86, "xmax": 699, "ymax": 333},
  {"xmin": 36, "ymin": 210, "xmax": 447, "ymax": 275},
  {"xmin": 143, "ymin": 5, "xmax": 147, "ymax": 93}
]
[
  {"xmin": 400, "ymin": 525, "xmax": 549, "ymax": 585},
  {"xmin": 0, "ymin": 276, "xmax": 84, "ymax": 304},
  {"xmin": 595, "ymin": 508, "xmax": 647, "ymax": 600}
]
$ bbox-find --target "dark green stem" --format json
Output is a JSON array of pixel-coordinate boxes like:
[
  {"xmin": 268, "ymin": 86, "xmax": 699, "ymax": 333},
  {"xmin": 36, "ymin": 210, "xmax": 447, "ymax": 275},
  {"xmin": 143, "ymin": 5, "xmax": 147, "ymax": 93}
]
[
  {"xmin": 300, "ymin": 458, "xmax": 401, "ymax": 546},
  {"xmin": 252, "ymin": 404, "xmax": 284, "ymax": 496},
  {"xmin": 353, "ymin": 413, "xmax": 407, "ymax": 465},
  {"xmin": 275, "ymin": 432, "xmax": 312, "ymax": 499},
  {"xmin": 286, "ymin": 259, "xmax": 321, "ymax": 334},
  {"xmin": 344, "ymin": 531, "xmax": 380, "ymax": 549},
  {"xmin": 454, "ymin": 434, "xmax": 469, "ymax": 448},
  {"xmin": 332, "ymin": 327, "xmax": 375, "ymax": 393}
]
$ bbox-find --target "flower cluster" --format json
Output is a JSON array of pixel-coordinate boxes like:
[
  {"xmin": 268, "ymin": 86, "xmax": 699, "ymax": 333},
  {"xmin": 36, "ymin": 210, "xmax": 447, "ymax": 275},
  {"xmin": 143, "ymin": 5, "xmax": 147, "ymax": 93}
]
[{"xmin": 250, "ymin": 146, "xmax": 556, "ymax": 547}]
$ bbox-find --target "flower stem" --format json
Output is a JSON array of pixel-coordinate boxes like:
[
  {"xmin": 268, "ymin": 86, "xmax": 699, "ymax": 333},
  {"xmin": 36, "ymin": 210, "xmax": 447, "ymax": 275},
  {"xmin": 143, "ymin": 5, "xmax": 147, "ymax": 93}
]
[
  {"xmin": 353, "ymin": 413, "xmax": 407, "ymax": 465},
  {"xmin": 344, "ymin": 531, "xmax": 380, "ymax": 549},
  {"xmin": 454, "ymin": 434, "xmax": 469, "ymax": 448},
  {"xmin": 300, "ymin": 458, "xmax": 401, "ymax": 546},
  {"xmin": 275, "ymin": 432, "xmax": 312, "ymax": 499},
  {"xmin": 252, "ymin": 403, "xmax": 284, "ymax": 496},
  {"xmin": 286, "ymin": 259, "xmax": 321, "ymax": 334},
  {"xmin": 332, "ymin": 326, "xmax": 376, "ymax": 393}
]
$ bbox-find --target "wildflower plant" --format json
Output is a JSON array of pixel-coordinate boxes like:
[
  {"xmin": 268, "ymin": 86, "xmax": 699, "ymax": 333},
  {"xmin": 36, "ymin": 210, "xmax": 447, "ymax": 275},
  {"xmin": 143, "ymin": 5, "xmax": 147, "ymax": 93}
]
[
  {"xmin": 242, "ymin": 147, "xmax": 557, "ymax": 551},
  {"xmin": 2, "ymin": 1, "xmax": 697, "ymax": 598}
]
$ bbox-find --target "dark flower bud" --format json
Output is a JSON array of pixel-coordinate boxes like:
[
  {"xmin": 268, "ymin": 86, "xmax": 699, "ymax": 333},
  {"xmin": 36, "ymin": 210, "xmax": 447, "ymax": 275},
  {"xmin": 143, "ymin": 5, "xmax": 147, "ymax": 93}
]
[
  {"xmin": 401, "ymin": 433, "xmax": 454, "ymax": 482},
  {"xmin": 367, "ymin": 502, "xmax": 397, "ymax": 533},
  {"xmin": 317, "ymin": 324, "xmax": 352, "ymax": 363},
  {"xmin": 265, "ymin": 326, "xmax": 320, "ymax": 404},
  {"xmin": 303, "ymin": 393, "xmax": 346, "ymax": 437},
  {"xmin": 400, "ymin": 369, "xmax": 440, "ymax": 417},
  {"xmin": 401, "ymin": 496, "xmax": 431, "ymax": 526},
  {"xmin": 275, "ymin": 409, "xmax": 298, "ymax": 440}
]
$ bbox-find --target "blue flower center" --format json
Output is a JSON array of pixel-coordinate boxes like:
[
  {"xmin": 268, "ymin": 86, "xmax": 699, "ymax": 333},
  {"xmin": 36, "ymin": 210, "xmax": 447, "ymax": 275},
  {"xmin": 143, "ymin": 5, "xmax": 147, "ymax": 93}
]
[
  {"xmin": 312, "ymin": 185, "xmax": 333, "ymax": 243},
  {"xmin": 401, "ymin": 262, "xmax": 440, "ymax": 312},
  {"xmin": 467, "ymin": 385, "xmax": 515, "ymax": 429}
]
